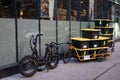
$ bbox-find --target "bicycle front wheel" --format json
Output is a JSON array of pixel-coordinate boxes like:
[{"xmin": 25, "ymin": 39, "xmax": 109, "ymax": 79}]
[
  {"xmin": 19, "ymin": 55, "xmax": 37, "ymax": 77},
  {"xmin": 48, "ymin": 53, "xmax": 59, "ymax": 69}
]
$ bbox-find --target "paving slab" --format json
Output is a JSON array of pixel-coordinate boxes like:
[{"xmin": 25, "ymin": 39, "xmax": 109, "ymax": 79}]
[{"xmin": 96, "ymin": 64, "xmax": 120, "ymax": 80}]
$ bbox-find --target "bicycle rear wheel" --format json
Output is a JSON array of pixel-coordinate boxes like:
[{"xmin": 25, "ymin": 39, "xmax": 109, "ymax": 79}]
[
  {"xmin": 19, "ymin": 55, "xmax": 37, "ymax": 77},
  {"xmin": 48, "ymin": 53, "xmax": 59, "ymax": 69}
]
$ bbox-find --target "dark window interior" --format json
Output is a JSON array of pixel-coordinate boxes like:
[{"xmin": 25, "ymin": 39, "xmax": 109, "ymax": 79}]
[
  {"xmin": 95, "ymin": 0, "xmax": 112, "ymax": 19},
  {"xmin": 0, "ymin": 0, "xmax": 15, "ymax": 18},
  {"xmin": 16, "ymin": 0, "xmax": 37, "ymax": 19}
]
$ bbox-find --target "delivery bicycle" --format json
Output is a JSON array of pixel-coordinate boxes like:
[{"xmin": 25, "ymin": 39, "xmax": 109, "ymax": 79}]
[{"xmin": 19, "ymin": 33, "xmax": 59, "ymax": 77}]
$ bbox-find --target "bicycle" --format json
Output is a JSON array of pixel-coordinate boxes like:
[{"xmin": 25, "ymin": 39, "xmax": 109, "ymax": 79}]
[{"xmin": 19, "ymin": 33, "xmax": 59, "ymax": 77}]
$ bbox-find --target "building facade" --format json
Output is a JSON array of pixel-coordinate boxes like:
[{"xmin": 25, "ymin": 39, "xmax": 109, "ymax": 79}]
[{"xmin": 0, "ymin": 0, "xmax": 120, "ymax": 69}]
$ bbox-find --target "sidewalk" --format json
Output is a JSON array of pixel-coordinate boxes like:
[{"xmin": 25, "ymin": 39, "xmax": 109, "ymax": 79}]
[{"xmin": 1, "ymin": 42, "xmax": 120, "ymax": 80}]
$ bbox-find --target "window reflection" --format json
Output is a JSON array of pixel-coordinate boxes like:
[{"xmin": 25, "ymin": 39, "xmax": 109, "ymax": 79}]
[
  {"xmin": 57, "ymin": 0, "xmax": 67, "ymax": 21},
  {"xmin": 70, "ymin": 0, "xmax": 89, "ymax": 21},
  {"xmin": 17, "ymin": 0, "xmax": 37, "ymax": 19},
  {"xmin": 70, "ymin": 0, "xmax": 80, "ymax": 21},
  {"xmin": 95, "ymin": 0, "xmax": 112, "ymax": 19},
  {"xmin": 79, "ymin": 0, "xmax": 89, "ymax": 21},
  {"xmin": 0, "ymin": 0, "xmax": 54, "ymax": 20},
  {"xmin": 0, "ymin": 0, "xmax": 113, "ymax": 20},
  {"xmin": 0, "ymin": 0, "xmax": 15, "ymax": 18}
]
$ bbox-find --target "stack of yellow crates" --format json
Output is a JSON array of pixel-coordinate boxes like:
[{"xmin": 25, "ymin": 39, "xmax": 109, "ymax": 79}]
[
  {"xmin": 71, "ymin": 28, "xmax": 109, "ymax": 61},
  {"xmin": 70, "ymin": 19, "xmax": 113, "ymax": 61},
  {"xmin": 94, "ymin": 19, "xmax": 114, "ymax": 48}
]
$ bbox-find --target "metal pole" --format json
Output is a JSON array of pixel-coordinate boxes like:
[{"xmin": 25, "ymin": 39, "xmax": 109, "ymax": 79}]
[
  {"xmin": 68, "ymin": 0, "xmax": 71, "ymax": 39},
  {"xmin": 14, "ymin": 0, "xmax": 18, "ymax": 62},
  {"xmin": 55, "ymin": 0, "xmax": 58, "ymax": 43},
  {"xmin": 80, "ymin": 0, "xmax": 82, "ymax": 37},
  {"xmin": 38, "ymin": 0, "xmax": 41, "ymax": 56}
]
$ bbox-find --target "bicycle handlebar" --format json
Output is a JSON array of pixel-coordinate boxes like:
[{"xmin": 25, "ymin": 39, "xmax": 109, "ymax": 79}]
[
  {"xmin": 36, "ymin": 33, "xmax": 43, "ymax": 37},
  {"xmin": 30, "ymin": 33, "xmax": 43, "ymax": 49}
]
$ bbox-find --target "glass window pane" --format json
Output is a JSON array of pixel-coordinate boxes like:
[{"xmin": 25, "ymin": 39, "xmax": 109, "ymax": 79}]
[
  {"xmin": 79, "ymin": 0, "xmax": 89, "ymax": 21},
  {"xmin": 57, "ymin": 0, "xmax": 67, "ymax": 21},
  {"xmin": 70, "ymin": 0, "xmax": 80, "ymax": 21},
  {"xmin": 70, "ymin": 0, "xmax": 89, "ymax": 21},
  {"xmin": 17, "ymin": 0, "xmax": 37, "ymax": 19},
  {"xmin": 95, "ymin": 0, "xmax": 112, "ymax": 19},
  {"xmin": 0, "ymin": 0, "xmax": 15, "ymax": 18}
]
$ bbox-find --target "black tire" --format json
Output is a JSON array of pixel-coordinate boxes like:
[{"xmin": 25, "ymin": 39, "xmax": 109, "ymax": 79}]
[
  {"xmin": 19, "ymin": 55, "xmax": 37, "ymax": 77},
  {"xmin": 97, "ymin": 49, "xmax": 107, "ymax": 62},
  {"xmin": 111, "ymin": 47, "xmax": 114, "ymax": 52},
  {"xmin": 48, "ymin": 53, "xmax": 59, "ymax": 69},
  {"xmin": 63, "ymin": 51, "xmax": 72, "ymax": 63},
  {"xmin": 97, "ymin": 56, "xmax": 106, "ymax": 62}
]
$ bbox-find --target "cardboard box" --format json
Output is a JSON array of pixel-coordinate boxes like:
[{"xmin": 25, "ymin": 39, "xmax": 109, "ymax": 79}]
[
  {"xmin": 57, "ymin": 15, "xmax": 66, "ymax": 20},
  {"xmin": 70, "ymin": 16, "xmax": 76, "ymax": 21},
  {"xmin": 73, "ymin": 10, "xmax": 77, "ymax": 16},
  {"xmin": 61, "ymin": 15, "xmax": 66, "ymax": 20},
  {"xmin": 70, "ymin": 16, "xmax": 73, "ymax": 20},
  {"xmin": 72, "ymin": 17, "xmax": 76, "ymax": 20},
  {"xmin": 57, "ymin": 8, "xmax": 66, "ymax": 15}
]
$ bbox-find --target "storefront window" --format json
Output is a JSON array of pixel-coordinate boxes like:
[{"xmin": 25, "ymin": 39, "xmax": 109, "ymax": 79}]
[
  {"xmin": 57, "ymin": 0, "xmax": 67, "ymax": 21},
  {"xmin": 0, "ymin": 0, "xmax": 15, "ymax": 18},
  {"xmin": 17, "ymin": 0, "xmax": 38, "ymax": 19},
  {"xmin": 70, "ymin": 0, "xmax": 81, "ymax": 21},
  {"xmin": 95, "ymin": 0, "xmax": 112, "ymax": 19},
  {"xmin": 79, "ymin": 0, "xmax": 89, "ymax": 21},
  {"xmin": 57, "ymin": 0, "xmax": 89, "ymax": 21},
  {"xmin": 70, "ymin": 0, "xmax": 89, "ymax": 21}
]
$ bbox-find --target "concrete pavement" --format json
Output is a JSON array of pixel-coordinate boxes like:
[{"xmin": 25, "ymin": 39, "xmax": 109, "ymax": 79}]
[{"xmin": 1, "ymin": 42, "xmax": 120, "ymax": 80}]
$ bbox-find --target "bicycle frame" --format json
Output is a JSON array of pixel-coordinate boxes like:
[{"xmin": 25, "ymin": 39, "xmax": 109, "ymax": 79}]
[
  {"xmin": 30, "ymin": 35, "xmax": 59, "ymax": 65},
  {"xmin": 30, "ymin": 34, "xmax": 40, "ymax": 59}
]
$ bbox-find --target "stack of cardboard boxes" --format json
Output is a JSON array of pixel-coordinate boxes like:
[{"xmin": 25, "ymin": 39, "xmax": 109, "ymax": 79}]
[
  {"xmin": 57, "ymin": 8, "xmax": 67, "ymax": 20},
  {"xmin": 71, "ymin": 10, "xmax": 77, "ymax": 21}
]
